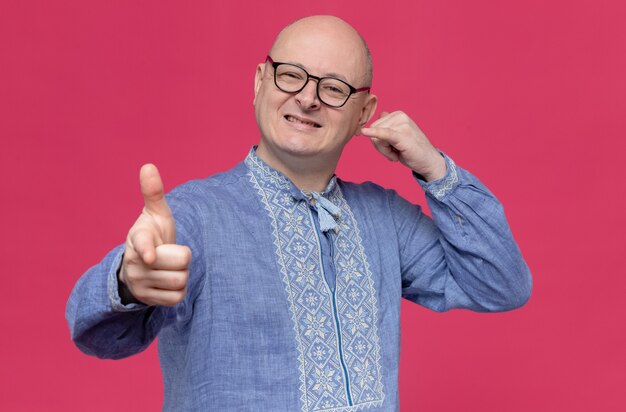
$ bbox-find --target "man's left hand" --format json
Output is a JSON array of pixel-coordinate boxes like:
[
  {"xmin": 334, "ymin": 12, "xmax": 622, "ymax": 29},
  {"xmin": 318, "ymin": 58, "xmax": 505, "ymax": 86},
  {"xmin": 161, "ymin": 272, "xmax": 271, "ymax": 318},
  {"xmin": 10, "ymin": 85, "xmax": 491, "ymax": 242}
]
[{"xmin": 361, "ymin": 111, "xmax": 447, "ymax": 182}]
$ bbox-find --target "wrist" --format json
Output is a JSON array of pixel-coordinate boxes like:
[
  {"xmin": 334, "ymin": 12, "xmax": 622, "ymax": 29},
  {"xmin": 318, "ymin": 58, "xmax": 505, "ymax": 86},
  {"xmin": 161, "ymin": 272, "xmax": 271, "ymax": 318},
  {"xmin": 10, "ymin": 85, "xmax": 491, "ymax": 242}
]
[
  {"xmin": 117, "ymin": 263, "xmax": 142, "ymax": 305},
  {"xmin": 414, "ymin": 151, "xmax": 447, "ymax": 182}
]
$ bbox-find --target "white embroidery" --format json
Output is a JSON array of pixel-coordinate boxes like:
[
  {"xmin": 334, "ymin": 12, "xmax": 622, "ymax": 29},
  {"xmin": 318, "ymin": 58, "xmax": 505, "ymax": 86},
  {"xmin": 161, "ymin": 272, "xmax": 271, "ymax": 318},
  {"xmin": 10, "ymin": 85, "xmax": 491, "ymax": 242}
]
[
  {"xmin": 428, "ymin": 155, "xmax": 459, "ymax": 201},
  {"xmin": 246, "ymin": 150, "xmax": 385, "ymax": 412},
  {"xmin": 329, "ymin": 188, "xmax": 385, "ymax": 407}
]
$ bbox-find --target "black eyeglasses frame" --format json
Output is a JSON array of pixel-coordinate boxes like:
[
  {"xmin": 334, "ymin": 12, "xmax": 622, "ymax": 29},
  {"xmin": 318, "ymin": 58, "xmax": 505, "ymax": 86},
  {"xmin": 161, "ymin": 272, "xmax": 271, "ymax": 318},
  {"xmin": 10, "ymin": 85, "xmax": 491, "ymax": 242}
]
[{"xmin": 266, "ymin": 56, "xmax": 370, "ymax": 108}]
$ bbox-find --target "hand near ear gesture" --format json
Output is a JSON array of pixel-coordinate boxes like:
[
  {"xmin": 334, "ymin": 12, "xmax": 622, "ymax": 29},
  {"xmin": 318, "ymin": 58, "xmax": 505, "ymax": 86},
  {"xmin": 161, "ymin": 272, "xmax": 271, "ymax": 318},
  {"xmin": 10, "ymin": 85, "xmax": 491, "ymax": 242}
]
[
  {"xmin": 362, "ymin": 111, "xmax": 447, "ymax": 182},
  {"xmin": 118, "ymin": 164, "xmax": 191, "ymax": 306}
]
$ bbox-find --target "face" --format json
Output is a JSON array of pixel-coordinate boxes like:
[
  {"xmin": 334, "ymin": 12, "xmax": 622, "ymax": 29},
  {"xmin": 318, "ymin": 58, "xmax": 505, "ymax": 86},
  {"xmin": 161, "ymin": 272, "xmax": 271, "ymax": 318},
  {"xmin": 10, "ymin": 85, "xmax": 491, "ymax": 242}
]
[{"xmin": 253, "ymin": 19, "xmax": 377, "ymax": 165}]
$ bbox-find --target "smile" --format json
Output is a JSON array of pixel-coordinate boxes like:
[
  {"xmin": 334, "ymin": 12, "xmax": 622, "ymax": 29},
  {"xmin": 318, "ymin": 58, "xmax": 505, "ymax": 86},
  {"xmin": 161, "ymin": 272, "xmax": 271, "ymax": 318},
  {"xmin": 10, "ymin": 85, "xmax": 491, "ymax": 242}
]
[{"xmin": 284, "ymin": 115, "xmax": 322, "ymax": 128}]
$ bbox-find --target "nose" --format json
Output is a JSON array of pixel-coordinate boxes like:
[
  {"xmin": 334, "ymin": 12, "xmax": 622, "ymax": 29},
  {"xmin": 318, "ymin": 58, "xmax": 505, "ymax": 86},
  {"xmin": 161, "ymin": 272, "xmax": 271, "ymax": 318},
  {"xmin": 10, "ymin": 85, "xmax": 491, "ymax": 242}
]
[{"xmin": 295, "ymin": 78, "xmax": 321, "ymax": 110}]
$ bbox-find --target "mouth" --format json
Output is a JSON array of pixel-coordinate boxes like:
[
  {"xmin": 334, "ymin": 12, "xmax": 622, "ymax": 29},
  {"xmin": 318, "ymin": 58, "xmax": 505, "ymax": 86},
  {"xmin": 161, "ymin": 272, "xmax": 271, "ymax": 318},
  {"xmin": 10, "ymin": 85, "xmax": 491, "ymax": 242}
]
[{"xmin": 284, "ymin": 115, "xmax": 322, "ymax": 128}]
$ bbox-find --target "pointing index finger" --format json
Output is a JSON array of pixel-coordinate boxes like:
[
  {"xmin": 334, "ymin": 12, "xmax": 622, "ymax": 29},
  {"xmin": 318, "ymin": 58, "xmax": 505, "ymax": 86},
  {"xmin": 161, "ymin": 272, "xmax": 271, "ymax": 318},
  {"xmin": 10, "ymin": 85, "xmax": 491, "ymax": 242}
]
[{"xmin": 130, "ymin": 227, "xmax": 158, "ymax": 265}]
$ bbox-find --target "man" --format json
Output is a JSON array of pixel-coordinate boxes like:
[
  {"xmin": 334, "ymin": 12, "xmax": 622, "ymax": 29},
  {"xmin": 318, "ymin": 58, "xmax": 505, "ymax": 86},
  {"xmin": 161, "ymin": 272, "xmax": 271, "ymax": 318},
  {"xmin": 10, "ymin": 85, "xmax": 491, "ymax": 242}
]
[{"xmin": 67, "ymin": 15, "xmax": 532, "ymax": 411}]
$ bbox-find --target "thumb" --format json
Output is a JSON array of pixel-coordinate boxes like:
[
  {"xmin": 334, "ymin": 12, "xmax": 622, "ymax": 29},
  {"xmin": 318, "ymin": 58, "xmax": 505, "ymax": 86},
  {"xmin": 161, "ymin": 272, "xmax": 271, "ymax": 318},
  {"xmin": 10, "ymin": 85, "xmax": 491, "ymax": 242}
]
[
  {"xmin": 367, "ymin": 111, "xmax": 391, "ymax": 129},
  {"xmin": 140, "ymin": 164, "xmax": 172, "ymax": 218}
]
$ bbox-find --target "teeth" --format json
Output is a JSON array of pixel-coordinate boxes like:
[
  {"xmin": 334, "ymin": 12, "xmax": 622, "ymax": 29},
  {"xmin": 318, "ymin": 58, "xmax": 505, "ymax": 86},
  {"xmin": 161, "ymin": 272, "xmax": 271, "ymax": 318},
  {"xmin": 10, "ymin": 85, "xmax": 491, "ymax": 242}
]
[{"xmin": 286, "ymin": 115, "xmax": 320, "ymax": 128}]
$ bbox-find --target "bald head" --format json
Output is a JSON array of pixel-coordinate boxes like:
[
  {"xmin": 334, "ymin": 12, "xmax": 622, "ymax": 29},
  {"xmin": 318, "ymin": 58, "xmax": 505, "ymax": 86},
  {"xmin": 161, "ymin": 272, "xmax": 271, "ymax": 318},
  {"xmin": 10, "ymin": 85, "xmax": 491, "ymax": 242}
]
[
  {"xmin": 269, "ymin": 16, "xmax": 373, "ymax": 86},
  {"xmin": 253, "ymin": 15, "xmax": 379, "ymax": 181}
]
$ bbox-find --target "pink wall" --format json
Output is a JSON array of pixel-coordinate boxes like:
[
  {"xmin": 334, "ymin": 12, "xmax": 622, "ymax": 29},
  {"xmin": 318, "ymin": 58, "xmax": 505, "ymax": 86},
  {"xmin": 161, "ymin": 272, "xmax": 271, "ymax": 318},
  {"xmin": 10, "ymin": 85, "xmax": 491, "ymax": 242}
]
[{"xmin": 1, "ymin": 1, "xmax": 624, "ymax": 410}]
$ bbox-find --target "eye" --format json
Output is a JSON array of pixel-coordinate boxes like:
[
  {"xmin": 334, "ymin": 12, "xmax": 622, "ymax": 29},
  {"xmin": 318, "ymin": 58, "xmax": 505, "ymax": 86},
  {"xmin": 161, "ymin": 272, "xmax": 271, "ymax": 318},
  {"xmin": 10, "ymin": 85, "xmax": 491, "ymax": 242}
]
[
  {"xmin": 321, "ymin": 83, "xmax": 348, "ymax": 96},
  {"xmin": 279, "ymin": 70, "xmax": 304, "ymax": 80}
]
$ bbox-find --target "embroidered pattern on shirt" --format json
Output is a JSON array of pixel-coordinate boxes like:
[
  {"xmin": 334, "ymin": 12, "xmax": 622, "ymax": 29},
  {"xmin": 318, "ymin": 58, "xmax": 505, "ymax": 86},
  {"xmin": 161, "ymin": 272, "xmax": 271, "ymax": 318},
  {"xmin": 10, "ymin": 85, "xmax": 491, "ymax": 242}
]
[
  {"xmin": 426, "ymin": 155, "xmax": 459, "ymax": 201},
  {"xmin": 246, "ymin": 151, "xmax": 385, "ymax": 412}
]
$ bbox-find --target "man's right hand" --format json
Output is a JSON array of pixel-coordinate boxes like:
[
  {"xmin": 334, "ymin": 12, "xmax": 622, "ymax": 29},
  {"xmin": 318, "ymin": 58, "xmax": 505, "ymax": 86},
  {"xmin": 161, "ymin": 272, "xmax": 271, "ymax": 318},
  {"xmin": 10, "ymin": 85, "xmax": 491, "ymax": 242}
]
[{"xmin": 118, "ymin": 164, "xmax": 191, "ymax": 306}]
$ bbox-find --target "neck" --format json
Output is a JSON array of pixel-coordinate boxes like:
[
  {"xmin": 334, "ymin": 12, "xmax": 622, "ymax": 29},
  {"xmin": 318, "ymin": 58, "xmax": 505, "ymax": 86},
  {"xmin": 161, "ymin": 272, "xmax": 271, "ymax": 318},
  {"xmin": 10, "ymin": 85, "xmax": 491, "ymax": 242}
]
[{"xmin": 255, "ymin": 142, "xmax": 339, "ymax": 192}]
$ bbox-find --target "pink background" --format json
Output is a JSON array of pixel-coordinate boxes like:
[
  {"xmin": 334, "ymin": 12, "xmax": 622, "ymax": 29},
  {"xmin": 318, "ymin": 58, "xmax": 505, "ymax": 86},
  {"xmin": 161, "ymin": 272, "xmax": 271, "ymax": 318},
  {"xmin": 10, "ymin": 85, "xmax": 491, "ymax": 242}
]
[{"xmin": 2, "ymin": 1, "xmax": 625, "ymax": 410}]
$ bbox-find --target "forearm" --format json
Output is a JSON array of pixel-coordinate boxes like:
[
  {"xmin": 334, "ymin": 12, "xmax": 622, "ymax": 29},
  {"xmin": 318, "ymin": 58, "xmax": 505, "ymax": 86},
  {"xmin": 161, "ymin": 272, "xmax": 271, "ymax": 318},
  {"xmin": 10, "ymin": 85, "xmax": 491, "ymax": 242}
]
[
  {"xmin": 416, "ymin": 153, "xmax": 532, "ymax": 311},
  {"xmin": 66, "ymin": 245, "xmax": 167, "ymax": 359}
]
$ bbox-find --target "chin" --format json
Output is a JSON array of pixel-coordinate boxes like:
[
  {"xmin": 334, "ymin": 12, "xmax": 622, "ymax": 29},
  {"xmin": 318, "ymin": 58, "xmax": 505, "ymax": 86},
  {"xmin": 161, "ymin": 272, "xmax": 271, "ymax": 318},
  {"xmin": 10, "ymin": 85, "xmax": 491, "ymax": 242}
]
[
  {"xmin": 274, "ymin": 133, "xmax": 327, "ymax": 157},
  {"xmin": 279, "ymin": 142, "xmax": 324, "ymax": 158}
]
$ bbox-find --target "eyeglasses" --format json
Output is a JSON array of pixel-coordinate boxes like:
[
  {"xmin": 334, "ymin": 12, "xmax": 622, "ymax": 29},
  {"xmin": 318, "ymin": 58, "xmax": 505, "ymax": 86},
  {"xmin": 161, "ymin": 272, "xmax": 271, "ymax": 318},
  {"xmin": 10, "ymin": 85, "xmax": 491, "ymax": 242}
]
[{"xmin": 266, "ymin": 56, "xmax": 370, "ymax": 108}]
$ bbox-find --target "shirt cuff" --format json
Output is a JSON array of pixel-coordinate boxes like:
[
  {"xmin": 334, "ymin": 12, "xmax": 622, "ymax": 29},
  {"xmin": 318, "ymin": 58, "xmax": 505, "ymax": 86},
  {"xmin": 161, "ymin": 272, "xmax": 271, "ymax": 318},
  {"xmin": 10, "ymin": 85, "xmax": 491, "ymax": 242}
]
[
  {"xmin": 107, "ymin": 247, "xmax": 147, "ymax": 312},
  {"xmin": 412, "ymin": 150, "xmax": 460, "ymax": 201}
]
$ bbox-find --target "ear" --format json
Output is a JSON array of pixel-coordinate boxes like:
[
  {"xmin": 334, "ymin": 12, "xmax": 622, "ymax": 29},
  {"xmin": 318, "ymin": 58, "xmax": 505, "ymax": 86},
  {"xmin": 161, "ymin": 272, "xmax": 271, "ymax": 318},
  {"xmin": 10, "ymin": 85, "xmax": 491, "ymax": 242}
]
[
  {"xmin": 253, "ymin": 63, "xmax": 266, "ymax": 105},
  {"xmin": 355, "ymin": 93, "xmax": 378, "ymax": 135}
]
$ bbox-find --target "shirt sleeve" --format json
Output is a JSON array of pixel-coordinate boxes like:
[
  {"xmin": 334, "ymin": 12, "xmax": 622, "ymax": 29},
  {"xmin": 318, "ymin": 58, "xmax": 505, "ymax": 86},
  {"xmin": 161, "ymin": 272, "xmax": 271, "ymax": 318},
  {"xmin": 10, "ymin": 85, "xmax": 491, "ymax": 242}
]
[
  {"xmin": 390, "ymin": 151, "xmax": 532, "ymax": 312},
  {"xmin": 65, "ymin": 187, "xmax": 206, "ymax": 359}
]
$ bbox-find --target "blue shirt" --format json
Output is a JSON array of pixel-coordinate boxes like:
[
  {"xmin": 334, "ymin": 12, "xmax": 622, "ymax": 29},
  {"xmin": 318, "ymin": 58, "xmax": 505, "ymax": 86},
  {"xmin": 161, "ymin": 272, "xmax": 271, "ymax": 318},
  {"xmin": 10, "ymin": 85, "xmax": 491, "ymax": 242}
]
[{"xmin": 66, "ymin": 147, "xmax": 532, "ymax": 411}]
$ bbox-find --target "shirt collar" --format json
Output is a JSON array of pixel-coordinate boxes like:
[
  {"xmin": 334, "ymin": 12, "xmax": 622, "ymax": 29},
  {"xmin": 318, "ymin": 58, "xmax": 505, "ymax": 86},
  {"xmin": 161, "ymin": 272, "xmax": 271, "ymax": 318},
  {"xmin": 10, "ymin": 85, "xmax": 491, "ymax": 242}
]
[
  {"xmin": 244, "ymin": 146, "xmax": 342, "ymax": 232},
  {"xmin": 245, "ymin": 146, "xmax": 338, "ymax": 197}
]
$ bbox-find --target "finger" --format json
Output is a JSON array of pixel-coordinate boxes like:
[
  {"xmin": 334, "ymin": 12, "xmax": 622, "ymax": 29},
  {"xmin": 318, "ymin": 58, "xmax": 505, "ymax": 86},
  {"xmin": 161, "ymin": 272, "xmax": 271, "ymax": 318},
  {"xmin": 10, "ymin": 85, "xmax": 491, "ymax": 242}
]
[
  {"xmin": 140, "ymin": 164, "xmax": 172, "ymax": 218},
  {"xmin": 368, "ymin": 111, "xmax": 392, "ymax": 128},
  {"xmin": 130, "ymin": 228, "xmax": 158, "ymax": 265},
  {"xmin": 361, "ymin": 127, "xmax": 401, "ymax": 146},
  {"xmin": 134, "ymin": 286, "xmax": 188, "ymax": 307},
  {"xmin": 153, "ymin": 244, "xmax": 192, "ymax": 271},
  {"xmin": 369, "ymin": 110, "xmax": 404, "ymax": 128},
  {"xmin": 143, "ymin": 269, "xmax": 189, "ymax": 291},
  {"xmin": 370, "ymin": 137, "xmax": 400, "ymax": 162}
]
